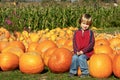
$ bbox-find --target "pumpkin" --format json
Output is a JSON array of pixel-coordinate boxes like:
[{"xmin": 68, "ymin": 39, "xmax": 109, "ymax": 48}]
[
  {"xmin": 110, "ymin": 38, "xmax": 120, "ymax": 54},
  {"xmin": 89, "ymin": 54, "xmax": 112, "ymax": 78},
  {"xmin": 43, "ymin": 47, "xmax": 57, "ymax": 66},
  {"xmin": 2, "ymin": 46, "xmax": 24, "ymax": 57},
  {"xmin": 95, "ymin": 38, "xmax": 110, "ymax": 46},
  {"xmin": 0, "ymin": 41, "xmax": 8, "ymax": 52},
  {"xmin": 94, "ymin": 45, "xmax": 113, "ymax": 54},
  {"xmin": 48, "ymin": 48, "xmax": 72, "ymax": 73},
  {"xmin": 113, "ymin": 54, "xmax": 120, "ymax": 78},
  {"xmin": 8, "ymin": 41, "xmax": 25, "ymax": 52},
  {"xmin": 77, "ymin": 66, "xmax": 82, "ymax": 76},
  {"xmin": 0, "ymin": 52, "xmax": 19, "ymax": 71},
  {"xmin": 27, "ymin": 42, "xmax": 39, "ymax": 52},
  {"xmin": 0, "ymin": 27, "xmax": 10, "ymax": 39},
  {"xmin": 36, "ymin": 40, "xmax": 57, "ymax": 58},
  {"xmin": 36, "ymin": 40, "xmax": 57, "ymax": 53},
  {"xmin": 19, "ymin": 51, "xmax": 44, "ymax": 74},
  {"xmin": 61, "ymin": 45, "xmax": 73, "ymax": 52},
  {"xmin": 56, "ymin": 38, "xmax": 67, "ymax": 47},
  {"xmin": 110, "ymin": 38, "xmax": 120, "ymax": 47},
  {"xmin": 111, "ymin": 43, "xmax": 120, "ymax": 54},
  {"xmin": 29, "ymin": 32, "xmax": 40, "ymax": 42}
]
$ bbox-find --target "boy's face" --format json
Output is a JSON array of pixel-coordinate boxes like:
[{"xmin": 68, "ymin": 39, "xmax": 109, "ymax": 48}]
[{"xmin": 80, "ymin": 22, "xmax": 90, "ymax": 30}]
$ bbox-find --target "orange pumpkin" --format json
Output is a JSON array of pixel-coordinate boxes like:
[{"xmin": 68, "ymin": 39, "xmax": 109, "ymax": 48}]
[
  {"xmin": 89, "ymin": 54, "xmax": 112, "ymax": 78},
  {"xmin": 48, "ymin": 48, "xmax": 72, "ymax": 73},
  {"xmin": 43, "ymin": 47, "xmax": 57, "ymax": 66},
  {"xmin": 36, "ymin": 40, "xmax": 57, "ymax": 53},
  {"xmin": 110, "ymin": 38, "xmax": 120, "ymax": 47},
  {"xmin": 27, "ymin": 42, "xmax": 39, "ymax": 52},
  {"xmin": 111, "ymin": 43, "xmax": 120, "ymax": 54},
  {"xmin": 61, "ymin": 45, "xmax": 73, "ymax": 52},
  {"xmin": 0, "ymin": 52, "xmax": 19, "ymax": 71},
  {"xmin": 0, "ymin": 41, "xmax": 8, "ymax": 52},
  {"xmin": 19, "ymin": 51, "xmax": 44, "ymax": 74},
  {"xmin": 36, "ymin": 40, "xmax": 57, "ymax": 58},
  {"xmin": 8, "ymin": 41, "xmax": 25, "ymax": 52},
  {"xmin": 113, "ymin": 54, "xmax": 120, "ymax": 78},
  {"xmin": 95, "ymin": 38, "xmax": 110, "ymax": 46},
  {"xmin": 107, "ymin": 53, "xmax": 115, "ymax": 62},
  {"xmin": 94, "ymin": 45, "xmax": 113, "ymax": 54},
  {"xmin": 77, "ymin": 66, "xmax": 82, "ymax": 76},
  {"xmin": 56, "ymin": 38, "xmax": 67, "ymax": 47},
  {"xmin": 2, "ymin": 46, "xmax": 24, "ymax": 57},
  {"xmin": 64, "ymin": 39, "xmax": 73, "ymax": 47}
]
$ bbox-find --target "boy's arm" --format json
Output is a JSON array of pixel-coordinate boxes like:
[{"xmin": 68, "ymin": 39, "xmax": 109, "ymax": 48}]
[{"xmin": 73, "ymin": 31, "xmax": 78, "ymax": 54}]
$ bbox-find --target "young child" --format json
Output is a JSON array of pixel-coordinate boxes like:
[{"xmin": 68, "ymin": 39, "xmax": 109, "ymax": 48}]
[{"xmin": 69, "ymin": 13, "xmax": 95, "ymax": 77}]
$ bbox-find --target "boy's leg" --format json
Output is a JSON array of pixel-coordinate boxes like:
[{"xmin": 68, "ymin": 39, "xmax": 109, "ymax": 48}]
[
  {"xmin": 78, "ymin": 54, "xmax": 89, "ymax": 75},
  {"xmin": 69, "ymin": 54, "xmax": 79, "ymax": 75}
]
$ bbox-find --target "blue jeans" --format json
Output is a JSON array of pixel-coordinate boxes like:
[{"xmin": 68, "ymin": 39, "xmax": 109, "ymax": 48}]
[{"xmin": 69, "ymin": 54, "xmax": 89, "ymax": 75}]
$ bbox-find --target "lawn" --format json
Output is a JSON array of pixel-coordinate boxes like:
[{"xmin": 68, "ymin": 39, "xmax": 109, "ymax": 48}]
[{"xmin": 0, "ymin": 68, "xmax": 119, "ymax": 80}]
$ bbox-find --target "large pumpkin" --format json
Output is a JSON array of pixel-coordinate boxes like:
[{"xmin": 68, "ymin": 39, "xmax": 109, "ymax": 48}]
[
  {"xmin": 95, "ymin": 38, "xmax": 110, "ymax": 46},
  {"xmin": 2, "ymin": 46, "xmax": 24, "ymax": 57},
  {"xmin": 36, "ymin": 40, "xmax": 57, "ymax": 58},
  {"xmin": 43, "ymin": 47, "xmax": 57, "ymax": 66},
  {"xmin": 89, "ymin": 54, "xmax": 112, "ymax": 78},
  {"xmin": 8, "ymin": 41, "xmax": 25, "ymax": 52},
  {"xmin": 113, "ymin": 54, "xmax": 120, "ymax": 78},
  {"xmin": 48, "ymin": 48, "xmax": 72, "ymax": 73},
  {"xmin": 0, "ymin": 52, "xmax": 19, "ymax": 71},
  {"xmin": 94, "ymin": 45, "xmax": 113, "ymax": 54},
  {"xmin": 19, "ymin": 51, "xmax": 44, "ymax": 74},
  {"xmin": 36, "ymin": 40, "xmax": 57, "ymax": 53}
]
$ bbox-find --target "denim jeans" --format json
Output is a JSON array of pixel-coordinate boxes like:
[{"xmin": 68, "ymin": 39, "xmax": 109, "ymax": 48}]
[{"xmin": 69, "ymin": 54, "xmax": 89, "ymax": 75}]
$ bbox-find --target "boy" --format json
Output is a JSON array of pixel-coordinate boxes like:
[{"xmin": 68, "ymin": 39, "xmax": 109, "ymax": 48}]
[{"xmin": 69, "ymin": 14, "xmax": 95, "ymax": 77}]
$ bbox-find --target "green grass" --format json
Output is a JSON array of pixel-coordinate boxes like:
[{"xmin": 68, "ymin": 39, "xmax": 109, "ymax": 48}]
[
  {"xmin": 95, "ymin": 27, "xmax": 120, "ymax": 33},
  {"xmin": 0, "ymin": 68, "xmax": 119, "ymax": 80}
]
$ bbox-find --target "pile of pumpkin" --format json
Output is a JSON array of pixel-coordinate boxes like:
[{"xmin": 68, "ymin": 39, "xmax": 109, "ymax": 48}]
[{"xmin": 0, "ymin": 27, "xmax": 120, "ymax": 78}]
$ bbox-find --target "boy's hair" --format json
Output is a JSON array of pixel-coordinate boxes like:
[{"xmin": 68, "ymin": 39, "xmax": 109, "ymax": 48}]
[{"xmin": 79, "ymin": 14, "xmax": 92, "ymax": 26}]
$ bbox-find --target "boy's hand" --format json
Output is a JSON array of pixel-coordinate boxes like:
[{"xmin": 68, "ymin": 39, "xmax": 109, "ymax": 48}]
[{"xmin": 77, "ymin": 51, "xmax": 83, "ymax": 56}]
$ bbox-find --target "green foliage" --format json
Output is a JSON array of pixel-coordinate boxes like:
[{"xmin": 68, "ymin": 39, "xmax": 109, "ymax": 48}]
[{"xmin": 0, "ymin": 2, "xmax": 120, "ymax": 32}]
